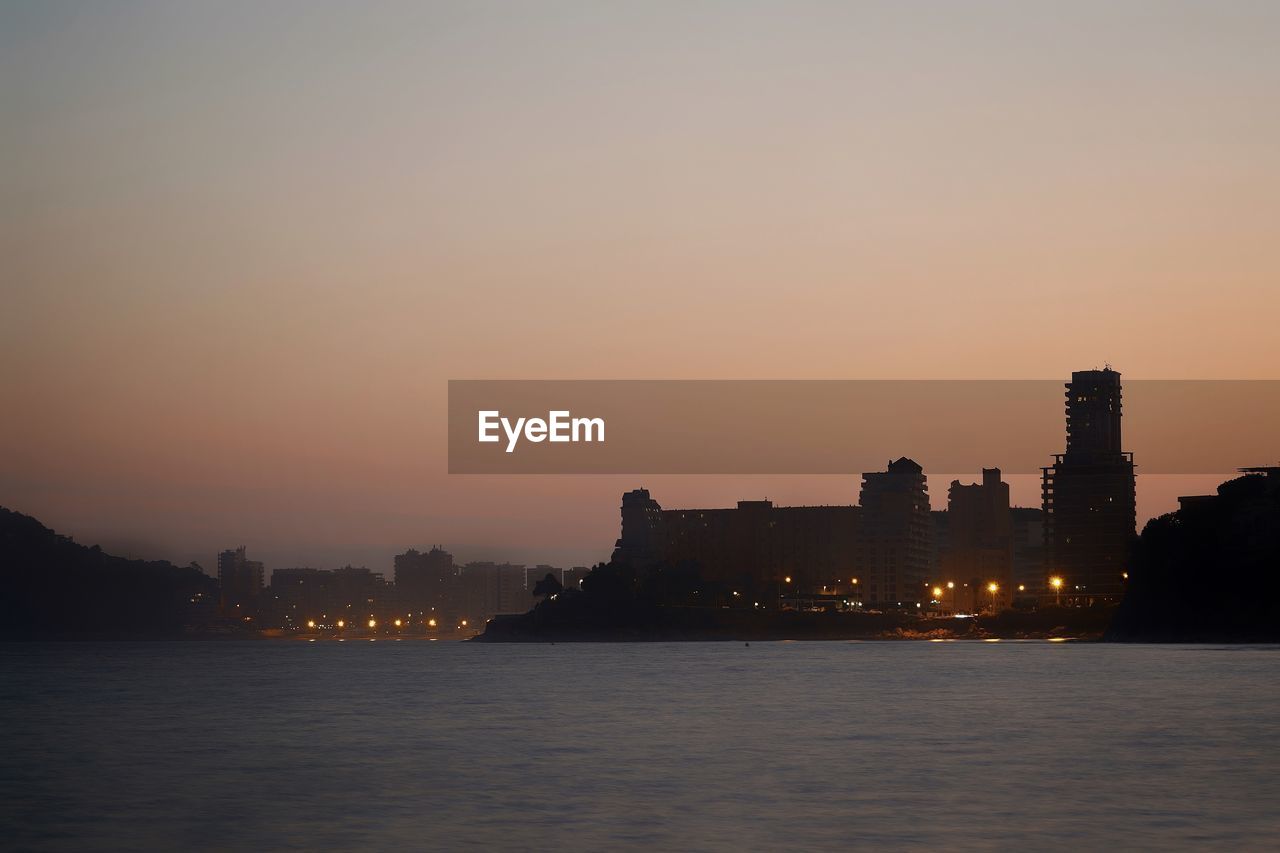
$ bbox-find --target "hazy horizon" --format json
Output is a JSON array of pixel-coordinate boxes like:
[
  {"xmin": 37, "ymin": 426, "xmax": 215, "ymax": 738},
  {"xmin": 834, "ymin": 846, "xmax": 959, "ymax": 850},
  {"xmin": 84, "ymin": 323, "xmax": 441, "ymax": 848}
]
[{"xmin": 9, "ymin": 472, "xmax": 1235, "ymax": 577}]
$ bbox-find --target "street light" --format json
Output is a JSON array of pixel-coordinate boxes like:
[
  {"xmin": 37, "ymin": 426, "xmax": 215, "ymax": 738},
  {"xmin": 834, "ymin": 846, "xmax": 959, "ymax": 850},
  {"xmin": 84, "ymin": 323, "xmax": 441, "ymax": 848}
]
[
  {"xmin": 987, "ymin": 582, "xmax": 999, "ymax": 613},
  {"xmin": 1049, "ymin": 575, "xmax": 1064, "ymax": 606}
]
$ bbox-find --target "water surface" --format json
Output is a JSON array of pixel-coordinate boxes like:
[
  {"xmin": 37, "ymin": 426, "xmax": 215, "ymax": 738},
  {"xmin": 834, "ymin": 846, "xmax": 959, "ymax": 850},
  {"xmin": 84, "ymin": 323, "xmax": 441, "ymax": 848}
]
[{"xmin": 3, "ymin": 641, "xmax": 1278, "ymax": 850}]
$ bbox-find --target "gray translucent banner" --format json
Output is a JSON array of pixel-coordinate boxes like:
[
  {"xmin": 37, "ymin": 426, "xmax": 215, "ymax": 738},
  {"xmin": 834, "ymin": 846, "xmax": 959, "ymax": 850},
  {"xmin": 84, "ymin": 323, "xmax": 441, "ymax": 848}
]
[{"xmin": 448, "ymin": 380, "xmax": 1279, "ymax": 474}]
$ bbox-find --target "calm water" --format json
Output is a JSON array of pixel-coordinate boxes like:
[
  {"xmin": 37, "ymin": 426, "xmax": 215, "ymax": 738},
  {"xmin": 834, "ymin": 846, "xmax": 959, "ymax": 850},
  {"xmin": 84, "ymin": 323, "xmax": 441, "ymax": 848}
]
[{"xmin": 2, "ymin": 641, "xmax": 1279, "ymax": 851}]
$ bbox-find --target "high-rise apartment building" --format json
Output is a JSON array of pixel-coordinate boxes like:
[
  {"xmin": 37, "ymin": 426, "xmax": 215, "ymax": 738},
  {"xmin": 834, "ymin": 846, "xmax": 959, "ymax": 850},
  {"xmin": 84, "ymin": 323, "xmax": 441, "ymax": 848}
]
[
  {"xmin": 1041, "ymin": 368, "xmax": 1137, "ymax": 603},
  {"xmin": 857, "ymin": 457, "xmax": 932, "ymax": 608}
]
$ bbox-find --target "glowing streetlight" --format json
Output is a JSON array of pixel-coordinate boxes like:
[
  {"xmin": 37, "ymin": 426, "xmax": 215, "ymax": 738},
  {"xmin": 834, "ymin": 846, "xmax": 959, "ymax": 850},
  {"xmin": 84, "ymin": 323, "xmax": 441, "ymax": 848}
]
[
  {"xmin": 306, "ymin": 619, "xmax": 316, "ymax": 629},
  {"xmin": 784, "ymin": 576, "xmax": 792, "ymax": 584},
  {"xmin": 337, "ymin": 620, "xmax": 345, "ymax": 629},
  {"xmin": 394, "ymin": 619, "xmax": 402, "ymax": 628},
  {"xmin": 931, "ymin": 586, "xmax": 943, "ymax": 600},
  {"xmin": 1049, "ymin": 575, "xmax": 1064, "ymax": 606},
  {"xmin": 987, "ymin": 582, "xmax": 999, "ymax": 613},
  {"xmin": 368, "ymin": 619, "xmax": 377, "ymax": 629},
  {"xmin": 427, "ymin": 618, "xmax": 437, "ymax": 628}
]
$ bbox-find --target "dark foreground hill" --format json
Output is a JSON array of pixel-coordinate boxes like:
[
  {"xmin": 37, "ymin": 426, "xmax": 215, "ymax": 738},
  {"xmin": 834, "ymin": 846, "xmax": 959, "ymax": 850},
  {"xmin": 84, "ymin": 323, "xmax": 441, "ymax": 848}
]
[
  {"xmin": 0, "ymin": 507, "xmax": 216, "ymax": 639},
  {"xmin": 1108, "ymin": 468, "xmax": 1280, "ymax": 642}
]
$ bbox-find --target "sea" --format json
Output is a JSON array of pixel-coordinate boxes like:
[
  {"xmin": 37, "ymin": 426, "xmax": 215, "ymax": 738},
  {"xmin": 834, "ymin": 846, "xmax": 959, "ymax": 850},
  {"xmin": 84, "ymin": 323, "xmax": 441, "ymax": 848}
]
[{"xmin": 2, "ymin": 641, "xmax": 1278, "ymax": 851}]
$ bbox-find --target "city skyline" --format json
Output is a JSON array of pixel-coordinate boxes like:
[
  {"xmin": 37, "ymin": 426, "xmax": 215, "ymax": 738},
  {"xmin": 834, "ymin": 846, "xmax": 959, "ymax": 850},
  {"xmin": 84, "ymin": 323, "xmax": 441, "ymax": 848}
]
[
  {"xmin": 0, "ymin": 464, "xmax": 1240, "ymax": 575},
  {"xmin": 5, "ymin": 4, "xmax": 1279, "ymax": 850}
]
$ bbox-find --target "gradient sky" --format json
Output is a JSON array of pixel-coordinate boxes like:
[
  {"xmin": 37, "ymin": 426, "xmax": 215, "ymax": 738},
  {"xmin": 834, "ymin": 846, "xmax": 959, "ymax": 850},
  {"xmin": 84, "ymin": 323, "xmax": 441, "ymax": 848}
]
[{"xmin": 3, "ymin": 1, "xmax": 1278, "ymax": 573}]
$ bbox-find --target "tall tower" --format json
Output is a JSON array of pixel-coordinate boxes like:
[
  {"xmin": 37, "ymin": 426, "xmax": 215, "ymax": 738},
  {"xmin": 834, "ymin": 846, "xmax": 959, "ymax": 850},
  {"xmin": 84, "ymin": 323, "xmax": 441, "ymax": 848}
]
[
  {"xmin": 1042, "ymin": 368, "xmax": 1137, "ymax": 603},
  {"xmin": 1065, "ymin": 369, "xmax": 1123, "ymax": 459}
]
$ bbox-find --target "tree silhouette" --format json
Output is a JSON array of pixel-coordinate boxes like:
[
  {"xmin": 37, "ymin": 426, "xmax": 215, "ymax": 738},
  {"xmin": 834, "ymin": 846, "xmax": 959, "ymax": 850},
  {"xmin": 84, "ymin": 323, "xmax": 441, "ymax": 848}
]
[{"xmin": 532, "ymin": 572, "xmax": 563, "ymax": 602}]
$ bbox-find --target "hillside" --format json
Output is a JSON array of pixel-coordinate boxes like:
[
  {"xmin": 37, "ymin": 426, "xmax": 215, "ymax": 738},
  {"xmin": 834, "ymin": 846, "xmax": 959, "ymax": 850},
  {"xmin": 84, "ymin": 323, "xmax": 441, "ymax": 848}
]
[{"xmin": 0, "ymin": 507, "xmax": 217, "ymax": 639}]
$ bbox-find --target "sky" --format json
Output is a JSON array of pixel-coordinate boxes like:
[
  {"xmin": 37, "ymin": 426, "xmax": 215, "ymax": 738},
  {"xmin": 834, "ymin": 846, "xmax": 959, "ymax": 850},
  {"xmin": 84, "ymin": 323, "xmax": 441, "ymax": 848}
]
[{"xmin": 2, "ymin": 1, "xmax": 1278, "ymax": 573}]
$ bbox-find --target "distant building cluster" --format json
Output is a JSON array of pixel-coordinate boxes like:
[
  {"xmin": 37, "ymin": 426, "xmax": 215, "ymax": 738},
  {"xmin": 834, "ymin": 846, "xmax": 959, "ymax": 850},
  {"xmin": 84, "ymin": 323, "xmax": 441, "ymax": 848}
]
[
  {"xmin": 612, "ymin": 368, "xmax": 1138, "ymax": 613},
  {"xmin": 214, "ymin": 544, "xmax": 589, "ymax": 634}
]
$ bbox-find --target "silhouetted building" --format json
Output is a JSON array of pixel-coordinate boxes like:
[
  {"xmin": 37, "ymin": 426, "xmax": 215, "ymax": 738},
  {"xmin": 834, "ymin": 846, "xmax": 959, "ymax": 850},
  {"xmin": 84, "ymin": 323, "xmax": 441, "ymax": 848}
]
[
  {"xmin": 930, "ymin": 510, "xmax": 950, "ymax": 582},
  {"xmin": 615, "ymin": 488, "xmax": 667, "ymax": 571},
  {"xmin": 331, "ymin": 565, "xmax": 392, "ymax": 620},
  {"xmin": 939, "ymin": 469, "xmax": 1013, "ymax": 612},
  {"xmin": 217, "ymin": 546, "xmax": 264, "ymax": 617},
  {"xmin": 269, "ymin": 567, "xmax": 332, "ymax": 626},
  {"xmin": 394, "ymin": 546, "xmax": 455, "ymax": 615},
  {"xmin": 857, "ymin": 458, "xmax": 932, "ymax": 608},
  {"xmin": 1010, "ymin": 507, "xmax": 1046, "ymax": 602},
  {"xmin": 265, "ymin": 565, "xmax": 394, "ymax": 629},
  {"xmin": 612, "ymin": 460, "xmax": 934, "ymax": 609},
  {"xmin": 932, "ymin": 501, "xmax": 1043, "ymax": 612},
  {"xmin": 613, "ymin": 491, "xmax": 862, "ymax": 604},
  {"xmin": 1042, "ymin": 368, "xmax": 1137, "ymax": 603},
  {"xmin": 455, "ymin": 562, "xmax": 528, "ymax": 626}
]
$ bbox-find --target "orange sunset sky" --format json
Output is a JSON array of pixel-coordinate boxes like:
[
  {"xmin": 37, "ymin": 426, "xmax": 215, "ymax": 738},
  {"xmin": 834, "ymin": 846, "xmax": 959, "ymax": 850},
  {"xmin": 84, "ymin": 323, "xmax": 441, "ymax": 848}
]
[{"xmin": 3, "ymin": 1, "xmax": 1278, "ymax": 572}]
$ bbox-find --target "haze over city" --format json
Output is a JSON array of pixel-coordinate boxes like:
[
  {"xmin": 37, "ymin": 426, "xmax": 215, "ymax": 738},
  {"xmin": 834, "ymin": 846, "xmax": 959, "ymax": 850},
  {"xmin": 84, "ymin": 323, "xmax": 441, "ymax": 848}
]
[{"xmin": 4, "ymin": 1, "xmax": 1279, "ymax": 571}]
